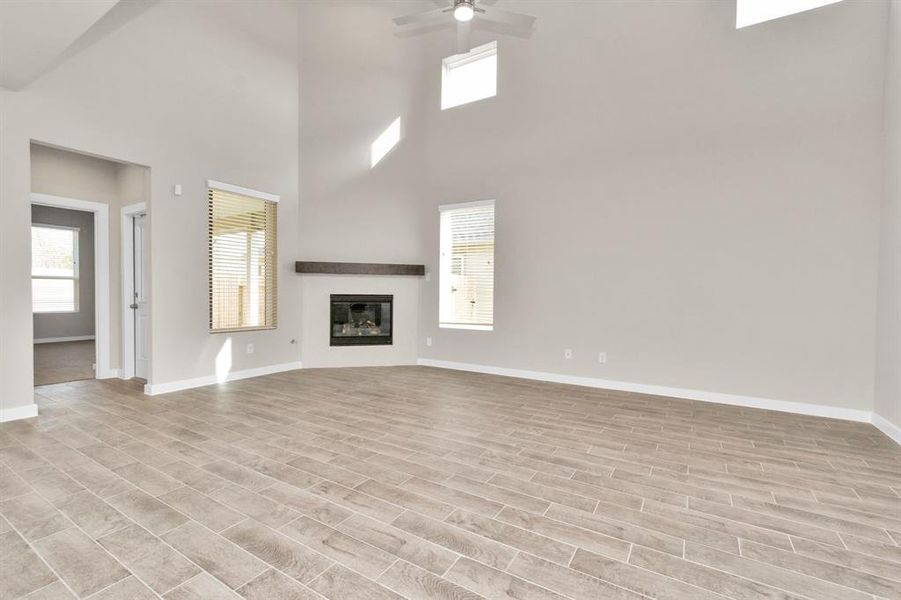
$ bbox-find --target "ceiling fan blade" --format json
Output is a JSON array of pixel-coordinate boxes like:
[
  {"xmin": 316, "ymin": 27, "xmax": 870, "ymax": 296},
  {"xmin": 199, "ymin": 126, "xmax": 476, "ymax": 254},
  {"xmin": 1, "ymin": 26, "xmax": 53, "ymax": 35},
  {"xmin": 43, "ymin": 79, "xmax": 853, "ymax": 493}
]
[
  {"xmin": 393, "ymin": 7, "xmax": 449, "ymax": 27},
  {"xmin": 456, "ymin": 20, "xmax": 471, "ymax": 54},
  {"xmin": 478, "ymin": 6, "xmax": 536, "ymax": 31}
]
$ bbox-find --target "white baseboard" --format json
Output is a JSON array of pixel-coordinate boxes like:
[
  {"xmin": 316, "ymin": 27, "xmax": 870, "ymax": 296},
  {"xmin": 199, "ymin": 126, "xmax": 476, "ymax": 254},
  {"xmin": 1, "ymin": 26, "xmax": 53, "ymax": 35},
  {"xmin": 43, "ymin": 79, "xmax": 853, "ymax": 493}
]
[
  {"xmin": 872, "ymin": 412, "xmax": 901, "ymax": 445},
  {"xmin": 144, "ymin": 361, "xmax": 303, "ymax": 396},
  {"xmin": 0, "ymin": 403, "xmax": 39, "ymax": 423},
  {"xmin": 96, "ymin": 368, "xmax": 120, "ymax": 380},
  {"xmin": 416, "ymin": 358, "xmax": 875, "ymax": 423},
  {"xmin": 34, "ymin": 335, "xmax": 95, "ymax": 344}
]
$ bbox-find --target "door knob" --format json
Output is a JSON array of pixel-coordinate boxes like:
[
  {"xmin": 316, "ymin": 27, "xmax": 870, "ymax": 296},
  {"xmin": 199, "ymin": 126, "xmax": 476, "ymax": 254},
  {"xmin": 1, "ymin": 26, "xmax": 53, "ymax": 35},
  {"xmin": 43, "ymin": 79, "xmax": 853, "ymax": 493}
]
[{"xmin": 130, "ymin": 304, "xmax": 139, "ymax": 309}]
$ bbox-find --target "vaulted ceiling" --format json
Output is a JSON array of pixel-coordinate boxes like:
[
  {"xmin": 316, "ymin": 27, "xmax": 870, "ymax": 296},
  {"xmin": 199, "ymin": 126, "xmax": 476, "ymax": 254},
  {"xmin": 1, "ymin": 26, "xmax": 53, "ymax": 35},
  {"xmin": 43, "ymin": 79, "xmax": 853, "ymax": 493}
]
[{"xmin": 0, "ymin": 0, "xmax": 155, "ymax": 90}]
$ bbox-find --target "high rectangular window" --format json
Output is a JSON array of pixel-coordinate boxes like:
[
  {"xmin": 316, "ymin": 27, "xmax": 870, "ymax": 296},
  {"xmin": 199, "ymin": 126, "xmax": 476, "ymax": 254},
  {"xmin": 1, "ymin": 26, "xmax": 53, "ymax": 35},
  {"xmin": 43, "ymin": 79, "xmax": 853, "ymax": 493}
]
[
  {"xmin": 208, "ymin": 181, "xmax": 278, "ymax": 332},
  {"xmin": 736, "ymin": 0, "xmax": 842, "ymax": 28},
  {"xmin": 439, "ymin": 200, "xmax": 495, "ymax": 330},
  {"xmin": 441, "ymin": 41, "xmax": 497, "ymax": 110},
  {"xmin": 32, "ymin": 224, "xmax": 78, "ymax": 313}
]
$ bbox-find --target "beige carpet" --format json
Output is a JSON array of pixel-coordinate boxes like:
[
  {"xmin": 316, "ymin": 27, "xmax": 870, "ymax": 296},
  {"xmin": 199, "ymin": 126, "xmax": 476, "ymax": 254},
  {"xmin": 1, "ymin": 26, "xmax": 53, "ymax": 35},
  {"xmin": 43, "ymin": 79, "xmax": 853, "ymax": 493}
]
[{"xmin": 33, "ymin": 340, "xmax": 95, "ymax": 386}]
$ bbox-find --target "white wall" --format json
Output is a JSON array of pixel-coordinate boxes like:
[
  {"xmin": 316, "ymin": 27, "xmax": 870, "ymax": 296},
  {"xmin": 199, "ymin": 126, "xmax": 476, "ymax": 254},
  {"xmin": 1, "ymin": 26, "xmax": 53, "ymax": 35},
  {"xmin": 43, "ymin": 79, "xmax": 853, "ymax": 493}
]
[
  {"xmin": 875, "ymin": 0, "xmax": 901, "ymax": 431},
  {"xmin": 0, "ymin": 1, "xmax": 301, "ymax": 414},
  {"xmin": 1, "ymin": 0, "xmax": 894, "ymax": 423},
  {"xmin": 413, "ymin": 0, "xmax": 887, "ymax": 411},
  {"xmin": 300, "ymin": 275, "xmax": 419, "ymax": 368},
  {"xmin": 297, "ymin": 1, "xmax": 426, "ymax": 365}
]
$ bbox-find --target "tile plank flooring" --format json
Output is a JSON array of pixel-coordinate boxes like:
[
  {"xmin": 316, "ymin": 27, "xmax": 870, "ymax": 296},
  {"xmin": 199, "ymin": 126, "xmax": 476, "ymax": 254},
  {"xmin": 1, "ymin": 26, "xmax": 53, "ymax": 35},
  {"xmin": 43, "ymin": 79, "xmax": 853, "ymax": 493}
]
[{"xmin": 1, "ymin": 366, "xmax": 898, "ymax": 600}]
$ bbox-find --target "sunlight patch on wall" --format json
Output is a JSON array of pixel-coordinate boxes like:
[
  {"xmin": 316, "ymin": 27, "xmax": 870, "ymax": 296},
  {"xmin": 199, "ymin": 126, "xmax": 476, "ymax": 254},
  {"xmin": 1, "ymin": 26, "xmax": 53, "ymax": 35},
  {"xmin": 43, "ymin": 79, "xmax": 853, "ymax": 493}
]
[
  {"xmin": 215, "ymin": 338, "xmax": 232, "ymax": 383},
  {"xmin": 371, "ymin": 117, "xmax": 401, "ymax": 168}
]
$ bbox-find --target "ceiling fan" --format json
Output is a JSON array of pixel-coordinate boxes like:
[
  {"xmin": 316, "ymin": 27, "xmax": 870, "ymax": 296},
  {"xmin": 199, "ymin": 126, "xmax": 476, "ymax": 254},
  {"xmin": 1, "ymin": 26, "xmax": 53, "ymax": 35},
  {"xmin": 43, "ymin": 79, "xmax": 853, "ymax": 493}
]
[{"xmin": 393, "ymin": 0, "xmax": 536, "ymax": 54}]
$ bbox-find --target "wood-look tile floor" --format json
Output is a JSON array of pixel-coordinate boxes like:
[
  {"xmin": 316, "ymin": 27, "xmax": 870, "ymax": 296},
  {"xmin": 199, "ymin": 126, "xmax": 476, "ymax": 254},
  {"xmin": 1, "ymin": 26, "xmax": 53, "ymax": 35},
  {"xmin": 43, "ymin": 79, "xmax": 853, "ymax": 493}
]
[{"xmin": 1, "ymin": 366, "xmax": 899, "ymax": 600}]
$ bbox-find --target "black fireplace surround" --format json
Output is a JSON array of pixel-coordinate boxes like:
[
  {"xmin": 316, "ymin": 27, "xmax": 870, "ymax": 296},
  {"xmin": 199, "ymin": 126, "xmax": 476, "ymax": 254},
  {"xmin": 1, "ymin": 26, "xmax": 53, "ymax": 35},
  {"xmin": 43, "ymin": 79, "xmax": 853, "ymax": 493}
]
[{"xmin": 330, "ymin": 294, "xmax": 393, "ymax": 346}]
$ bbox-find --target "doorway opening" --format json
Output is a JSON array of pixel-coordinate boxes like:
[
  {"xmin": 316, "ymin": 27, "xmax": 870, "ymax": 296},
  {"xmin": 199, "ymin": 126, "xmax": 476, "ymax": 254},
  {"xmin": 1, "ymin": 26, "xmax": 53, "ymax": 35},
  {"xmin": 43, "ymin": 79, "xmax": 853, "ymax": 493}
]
[
  {"xmin": 31, "ymin": 206, "xmax": 97, "ymax": 385},
  {"xmin": 122, "ymin": 204, "xmax": 149, "ymax": 381},
  {"xmin": 29, "ymin": 142, "xmax": 151, "ymax": 388}
]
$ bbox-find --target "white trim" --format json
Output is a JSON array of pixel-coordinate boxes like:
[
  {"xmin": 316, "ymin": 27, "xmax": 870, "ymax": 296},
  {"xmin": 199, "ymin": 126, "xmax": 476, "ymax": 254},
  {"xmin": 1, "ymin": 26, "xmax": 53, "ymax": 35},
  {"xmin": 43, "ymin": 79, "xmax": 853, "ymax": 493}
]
[
  {"xmin": 207, "ymin": 179, "xmax": 279, "ymax": 203},
  {"xmin": 0, "ymin": 403, "xmax": 39, "ymax": 423},
  {"xmin": 439, "ymin": 323, "xmax": 493, "ymax": 331},
  {"xmin": 31, "ymin": 193, "xmax": 111, "ymax": 379},
  {"xmin": 96, "ymin": 368, "xmax": 121, "ymax": 380},
  {"xmin": 439, "ymin": 199, "xmax": 495, "ymax": 212},
  {"xmin": 121, "ymin": 202, "xmax": 146, "ymax": 380},
  {"xmin": 416, "ymin": 358, "xmax": 875, "ymax": 423},
  {"xmin": 144, "ymin": 361, "xmax": 302, "ymax": 395},
  {"xmin": 872, "ymin": 412, "xmax": 901, "ymax": 445},
  {"xmin": 445, "ymin": 40, "xmax": 498, "ymax": 67},
  {"xmin": 31, "ymin": 222, "xmax": 80, "ymax": 313},
  {"xmin": 34, "ymin": 335, "xmax": 95, "ymax": 344}
]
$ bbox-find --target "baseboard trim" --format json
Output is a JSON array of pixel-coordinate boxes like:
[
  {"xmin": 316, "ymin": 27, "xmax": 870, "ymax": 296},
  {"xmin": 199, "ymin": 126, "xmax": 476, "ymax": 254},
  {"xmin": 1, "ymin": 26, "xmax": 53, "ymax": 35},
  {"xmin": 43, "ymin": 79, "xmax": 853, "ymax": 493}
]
[
  {"xmin": 96, "ymin": 368, "xmax": 120, "ymax": 380},
  {"xmin": 144, "ymin": 361, "xmax": 303, "ymax": 396},
  {"xmin": 0, "ymin": 403, "xmax": 39, "ymax": 423},
  {"xmin": 34, "ymin": 335, "xmax": 95, "ymax": 344},
  {"xmin": 872, "ymin": 412, "xmax": 901, "ymax": 445},
  {"xmin": 416, "ymin": 358, "xmax": 874, "ymax": 423}
]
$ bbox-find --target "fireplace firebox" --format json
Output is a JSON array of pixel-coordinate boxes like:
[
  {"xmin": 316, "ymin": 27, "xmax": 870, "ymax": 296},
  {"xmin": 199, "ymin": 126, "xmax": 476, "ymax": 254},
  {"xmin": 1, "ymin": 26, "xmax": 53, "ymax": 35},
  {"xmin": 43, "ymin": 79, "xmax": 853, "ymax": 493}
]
[{"xmin": 330, "ymin": 294, "xmax": 393, "ymax": 346}]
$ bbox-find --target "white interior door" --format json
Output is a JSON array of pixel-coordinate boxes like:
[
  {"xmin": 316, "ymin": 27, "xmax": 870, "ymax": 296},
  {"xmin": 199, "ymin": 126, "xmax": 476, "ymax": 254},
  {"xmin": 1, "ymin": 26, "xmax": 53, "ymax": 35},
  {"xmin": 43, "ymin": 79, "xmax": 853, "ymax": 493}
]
[{"xmin": 133, "ymin": 214, "xmax": 150, "ymax": 380}]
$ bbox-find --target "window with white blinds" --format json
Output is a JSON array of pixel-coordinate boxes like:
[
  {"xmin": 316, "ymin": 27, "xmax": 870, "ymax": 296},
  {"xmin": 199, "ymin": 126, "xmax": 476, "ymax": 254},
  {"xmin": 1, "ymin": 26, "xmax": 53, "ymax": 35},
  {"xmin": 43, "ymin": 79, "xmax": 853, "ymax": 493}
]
[
  {"xmin": 208, "ymin": 182, "xmax": 278, "ymax": 332},
  {"xmin": 439, "ymin": 200, "xmax": 495, "ymax": 330},
  {"xmin": 32, "ymin": 225, "xmax": 78, "ymax": 313}
]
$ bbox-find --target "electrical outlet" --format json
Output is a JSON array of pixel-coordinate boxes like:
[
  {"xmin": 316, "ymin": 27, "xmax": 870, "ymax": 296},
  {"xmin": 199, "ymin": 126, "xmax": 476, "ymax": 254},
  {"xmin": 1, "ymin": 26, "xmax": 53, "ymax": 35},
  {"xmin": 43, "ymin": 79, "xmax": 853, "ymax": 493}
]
[
  {"xmin": 598, "ymin": 352, "xmax": 607, "ymax": 364},
  {"xmin": 426, "ymin": 337, "xmax": 432, "ymax": 347},
  {"xmin": 246, "ymin": 343, "xmax": 254, "ymax": 354},
  {"xmin": 564, "ymin": 349, "xmax": 573, "ymax": 359}
]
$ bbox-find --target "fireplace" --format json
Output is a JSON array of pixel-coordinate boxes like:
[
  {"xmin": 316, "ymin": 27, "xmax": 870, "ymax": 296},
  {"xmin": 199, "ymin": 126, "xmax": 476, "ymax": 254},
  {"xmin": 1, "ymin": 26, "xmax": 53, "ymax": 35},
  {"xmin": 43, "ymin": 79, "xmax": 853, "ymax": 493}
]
[{"xmin": 330, "ymin": 294, "xmax": 393, "ymax": 346}]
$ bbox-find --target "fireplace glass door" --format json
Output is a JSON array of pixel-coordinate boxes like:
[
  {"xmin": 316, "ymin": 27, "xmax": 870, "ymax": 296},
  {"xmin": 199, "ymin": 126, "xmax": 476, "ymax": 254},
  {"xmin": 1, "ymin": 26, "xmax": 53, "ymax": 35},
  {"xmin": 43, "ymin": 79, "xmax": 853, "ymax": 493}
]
[{"xmin": 330, "ymin": 294, "xmax": 393, "ymax": 346}]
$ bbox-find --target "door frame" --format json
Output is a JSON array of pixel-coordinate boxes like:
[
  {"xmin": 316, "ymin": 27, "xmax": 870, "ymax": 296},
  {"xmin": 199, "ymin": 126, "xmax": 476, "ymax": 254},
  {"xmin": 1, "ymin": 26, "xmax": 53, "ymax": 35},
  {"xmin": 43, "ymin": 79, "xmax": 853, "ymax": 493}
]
[
  {"xmin": 30, "ymin": 193, "xmax": 113, "ymax": 379},
  {"xmin": 121, "ymin": 202, "xmax": 147, "ymax": 380}
]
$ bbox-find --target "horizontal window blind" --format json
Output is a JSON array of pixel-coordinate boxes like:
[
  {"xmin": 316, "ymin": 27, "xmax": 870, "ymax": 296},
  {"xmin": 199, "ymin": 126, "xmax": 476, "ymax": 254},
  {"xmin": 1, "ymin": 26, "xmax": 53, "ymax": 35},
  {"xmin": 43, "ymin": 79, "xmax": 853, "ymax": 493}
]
[
  {"xmin": 209, "ymin": 186, "xmax": 277, "ymax": 332},
  {"xmin": 439, "ymin": 200, "xmax": 495, "ymax": 329},
  {"xmin": 31, "ymin": 225, "xmax": 78, "ymax": 313}
]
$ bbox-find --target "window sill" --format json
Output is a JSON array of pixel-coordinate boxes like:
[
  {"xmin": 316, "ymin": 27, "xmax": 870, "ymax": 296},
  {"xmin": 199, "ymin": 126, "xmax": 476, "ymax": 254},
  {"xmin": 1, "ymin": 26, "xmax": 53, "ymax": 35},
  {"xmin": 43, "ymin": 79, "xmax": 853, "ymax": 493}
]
[
  {"xmin": 439, "ymin": 323, "xmax": 493, "ymax": 331},
  {"xmin": 33, "ymin": 310, "xmax": 78, "ymax": 315},
  {"xmin": 210, "ymin": 326, "xmax": 277, "ymax": 334}
]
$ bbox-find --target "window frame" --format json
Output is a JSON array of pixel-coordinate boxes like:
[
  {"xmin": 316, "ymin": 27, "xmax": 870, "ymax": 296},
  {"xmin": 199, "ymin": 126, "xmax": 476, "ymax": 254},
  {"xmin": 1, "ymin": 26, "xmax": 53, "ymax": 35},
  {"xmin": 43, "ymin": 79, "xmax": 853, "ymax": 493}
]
[
  {"xmin": 441, "ymin": 41, "xmax": 498, "ymax": 110},
  {"xmin": 438, "ymin": 199, "xmax": 496, "ymax": 332},
  {"xmin": 31, "ymin": 223, "xmax": 80, "ymax": 314},
  {"xmin": 207, "ymin": 180, "xmax": 279, "ymax": 334}
]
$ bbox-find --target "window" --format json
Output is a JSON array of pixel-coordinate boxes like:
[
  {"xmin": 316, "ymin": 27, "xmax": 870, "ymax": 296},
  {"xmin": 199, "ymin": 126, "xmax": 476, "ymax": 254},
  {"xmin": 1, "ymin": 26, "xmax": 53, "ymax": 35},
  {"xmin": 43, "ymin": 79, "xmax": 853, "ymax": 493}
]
[
  {"xmin": 736, "ymin": 0, "xmax": 842, "ymax": 28},
  {"xmin": 439, "ymin": 200, "xmax": 495, "ymax": 330},
  {"xmin": 208, "ymin": 181, "xmax": 278, "ymax": 332},
  {"xmin": 32, "ymin": 225, "xmax": 78, "ymax": 313},
  {"xmin": 441, "ymin": 41, "xmax": 497, "ymax": 110}
]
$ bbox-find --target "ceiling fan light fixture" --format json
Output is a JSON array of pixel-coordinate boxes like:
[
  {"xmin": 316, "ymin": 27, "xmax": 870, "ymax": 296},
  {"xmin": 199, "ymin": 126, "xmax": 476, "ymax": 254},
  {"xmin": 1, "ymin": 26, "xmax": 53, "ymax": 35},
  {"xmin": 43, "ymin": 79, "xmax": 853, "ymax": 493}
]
[{"xmin": 453, "ymin": 1, "xmax": 475, "ymax": 22}]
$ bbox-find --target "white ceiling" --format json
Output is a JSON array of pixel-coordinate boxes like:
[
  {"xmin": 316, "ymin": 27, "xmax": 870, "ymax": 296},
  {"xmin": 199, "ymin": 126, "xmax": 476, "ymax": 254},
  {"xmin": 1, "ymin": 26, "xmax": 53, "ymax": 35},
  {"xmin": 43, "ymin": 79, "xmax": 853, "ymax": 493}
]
[{"xmin": 0, "ymin": 0, "xmax": 119, "ymax": 90}]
